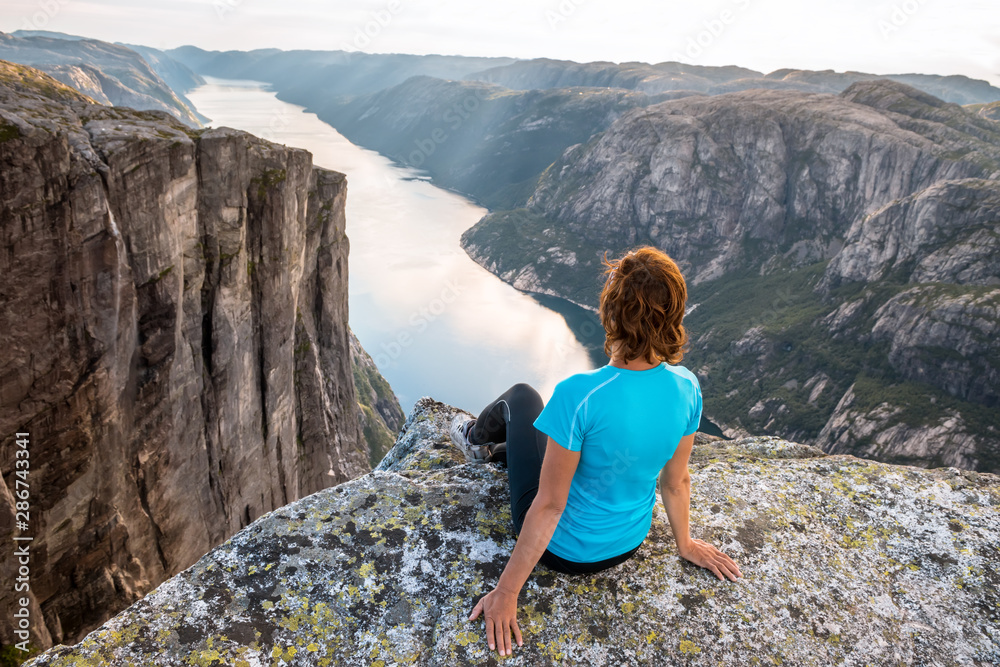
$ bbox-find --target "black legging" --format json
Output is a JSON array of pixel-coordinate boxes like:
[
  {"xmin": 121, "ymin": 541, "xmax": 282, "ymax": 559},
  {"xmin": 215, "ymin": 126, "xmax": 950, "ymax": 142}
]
[{"xmin": 470, "ymin": 383, "xmax": 641, "ymax": 575}]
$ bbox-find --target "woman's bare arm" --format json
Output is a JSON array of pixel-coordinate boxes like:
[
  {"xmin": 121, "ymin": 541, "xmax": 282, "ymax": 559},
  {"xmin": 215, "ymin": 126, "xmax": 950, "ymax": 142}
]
[
  {"xmin": 496, "ymin": 438, "xmax": 579, "ymax": 594},
  {"xmin": 469, "ymin": 436, "xmax": 580, "ymax": 655},
  {"xmin": 659, "ymin": 433, "xmax": 742, "ymax": 581}
]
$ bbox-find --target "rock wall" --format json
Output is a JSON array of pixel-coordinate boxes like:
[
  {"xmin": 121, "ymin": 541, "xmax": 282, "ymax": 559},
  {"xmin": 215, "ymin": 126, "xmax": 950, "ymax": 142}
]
[
  {"xmin": 21, "ymin": 398, "xmax": 1000, "ymax": 666},
  {"xmin": 0, "ymin": 62, "xmax": 370, "ymax": 649}
]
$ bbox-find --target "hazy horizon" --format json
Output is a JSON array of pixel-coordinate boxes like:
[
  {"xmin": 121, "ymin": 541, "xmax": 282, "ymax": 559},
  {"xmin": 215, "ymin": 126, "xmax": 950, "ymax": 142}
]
[{"xmin": 2, "ymin": 0, "xmax": 999, "ymax": 88}]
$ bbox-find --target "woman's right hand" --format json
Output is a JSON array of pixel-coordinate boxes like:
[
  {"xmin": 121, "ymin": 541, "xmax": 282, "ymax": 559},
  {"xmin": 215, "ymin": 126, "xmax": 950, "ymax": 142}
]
[{"xmin": 678, "ymin": 538, "xmax": 742, "ymax": 581}]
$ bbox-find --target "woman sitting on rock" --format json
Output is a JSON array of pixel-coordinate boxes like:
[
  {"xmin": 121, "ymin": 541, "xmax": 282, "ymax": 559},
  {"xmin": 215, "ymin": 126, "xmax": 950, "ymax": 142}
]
[{"xmin": 452, "ymin": 246, "xmax": 742, "ymax": 657}]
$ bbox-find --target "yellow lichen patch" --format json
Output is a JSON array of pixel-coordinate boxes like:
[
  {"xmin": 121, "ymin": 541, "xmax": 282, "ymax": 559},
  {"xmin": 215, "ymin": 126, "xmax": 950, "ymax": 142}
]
[
  {"xmin": 679, "ymin": 639, "xmax": 702, "ymax": 654},
  {"xmin": 516, "ymin": 600, "xmax": 548, "ymax": 635},
  {"xmin": 186, "ymin": 649, "xmax": 221, "ymax": 666},
  {"xmin": 540, "ymin": 640, "xmax": 567, "ymax": 661},
  {"xmin": 456, "ymin": 630, "xmax": 479, "ymax": 647}
]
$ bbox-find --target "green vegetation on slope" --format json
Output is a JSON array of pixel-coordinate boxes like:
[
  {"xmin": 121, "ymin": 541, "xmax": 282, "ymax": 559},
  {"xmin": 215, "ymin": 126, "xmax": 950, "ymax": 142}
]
[
  {"xmin": 0, "ymin": 60, "xmax": 94, "ymax": 103},
  {"xmin": 461, "ymin": 207, "xmax": 609, "ymax": 306},
  {"xmin": 685, "ymin": 263, "xmax": 998, "ymax": 470},
  {"xmin": 351, "ymin": 348, "xmax": 403, "ymax": 468}
]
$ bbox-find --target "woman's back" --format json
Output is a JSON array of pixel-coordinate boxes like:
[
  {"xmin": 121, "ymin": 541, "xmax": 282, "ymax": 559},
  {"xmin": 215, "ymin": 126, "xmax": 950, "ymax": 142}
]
[
  {"xmin": 465, "ymin": 247, "xmax": 739, "ymax": 658},
  {"xmin": 533, "ymin": 361, "xmax": 702, "ymax": 562}
]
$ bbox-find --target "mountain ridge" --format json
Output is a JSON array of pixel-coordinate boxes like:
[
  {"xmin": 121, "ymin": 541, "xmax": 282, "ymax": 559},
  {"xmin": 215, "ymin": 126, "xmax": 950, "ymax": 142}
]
[{"xmin": 466, "ymin": 57, "xmax": 1000, "ymax": 105}]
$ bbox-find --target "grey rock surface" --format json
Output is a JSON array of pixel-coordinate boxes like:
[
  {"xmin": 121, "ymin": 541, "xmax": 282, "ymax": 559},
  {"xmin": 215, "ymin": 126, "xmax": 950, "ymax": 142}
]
[
  {"xmin": 23, "ymin": 397, "xmax": 1000, "ymax": 666},
  {"xmin": 0, "ymin": 61, "xmax": 371, "ymax": 649}
]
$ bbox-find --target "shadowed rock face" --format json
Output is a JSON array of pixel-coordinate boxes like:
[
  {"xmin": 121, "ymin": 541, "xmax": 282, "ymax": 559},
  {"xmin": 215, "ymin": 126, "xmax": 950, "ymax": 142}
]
[
  {"xmin": 23, "ymin": 398, "xmax": 1000, "ymax": 666},
  {"xmin": 0, "ymin": 61, "xmax": 373, "ymax": 649}
]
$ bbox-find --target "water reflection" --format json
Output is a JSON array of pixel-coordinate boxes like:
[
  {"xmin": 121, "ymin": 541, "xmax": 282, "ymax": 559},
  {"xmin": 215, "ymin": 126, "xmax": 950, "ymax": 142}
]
[{"xmin": 187, "ymin": 78, "xmax": 595, "ymax": 414}]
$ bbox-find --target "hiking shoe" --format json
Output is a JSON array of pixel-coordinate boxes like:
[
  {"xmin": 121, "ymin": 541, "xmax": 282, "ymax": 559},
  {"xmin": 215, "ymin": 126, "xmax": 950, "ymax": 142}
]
[{"xmin": 450, "ymin": 416, "xmax": 491, "ymax": 463}]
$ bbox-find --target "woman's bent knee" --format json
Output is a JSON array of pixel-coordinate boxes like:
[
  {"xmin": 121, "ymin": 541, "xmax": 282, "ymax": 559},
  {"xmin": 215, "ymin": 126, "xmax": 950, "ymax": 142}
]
[{"xmin": 508, "ymin": 382, "xmax": 542, "ymax": 405}]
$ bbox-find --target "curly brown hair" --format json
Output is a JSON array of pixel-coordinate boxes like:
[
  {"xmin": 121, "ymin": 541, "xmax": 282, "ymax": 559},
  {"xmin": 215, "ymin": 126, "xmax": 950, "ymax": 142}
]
[{"xmin": 599, "ymin": 246, "xmax": 689, "ymax": 365}]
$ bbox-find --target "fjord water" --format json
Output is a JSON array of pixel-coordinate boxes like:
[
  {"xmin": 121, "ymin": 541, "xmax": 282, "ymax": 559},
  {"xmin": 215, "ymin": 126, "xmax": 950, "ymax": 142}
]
[{"xmin": 186, "ymin": 77, "xmax": 599, "ymax": 414}]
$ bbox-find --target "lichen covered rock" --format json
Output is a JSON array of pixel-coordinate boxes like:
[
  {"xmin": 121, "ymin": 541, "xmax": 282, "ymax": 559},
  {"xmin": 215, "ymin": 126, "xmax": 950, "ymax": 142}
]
[{"xmin": 26, "ymin": 399, "xmax": 1000, "ymax": 666}]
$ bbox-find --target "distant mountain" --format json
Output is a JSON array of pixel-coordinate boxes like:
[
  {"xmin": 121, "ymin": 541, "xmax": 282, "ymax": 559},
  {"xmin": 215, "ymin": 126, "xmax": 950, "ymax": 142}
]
[
  {"xmin": 8, "ymin": 30, "xmax": 85, "ymax": 41},
  {"xmin": 465, "ymin": 58, "xmax": 1000, "ymax": 105},
  {"xmin": 166, "ymin": 46, "xmax": 516, "ymax": 98},
  {"xmin": 118, "ymin": 43, "xmax": 205, "ymax": 94},
  {"xmin": 465, "ymin": 58, "xmax": 761, "ymax": 95},
  {"xmin": 165, "ymin": 47, "xmax": 1000, "ymax": 214},
  {"xmin": 0, "ymin": 31, "xmax": 204, "ymax": 125},
  {"xmin": 303, "ymin": 76, "xmax": 662, "ymax": 209},
  {"xmin": 461, "ymin": 80, "xmax": 1000, "ymax": 473}
]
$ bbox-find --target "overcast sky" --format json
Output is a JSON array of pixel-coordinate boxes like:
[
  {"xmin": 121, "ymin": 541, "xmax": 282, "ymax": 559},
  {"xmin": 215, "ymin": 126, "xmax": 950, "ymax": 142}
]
[{"xmin": 4, "ymin": 0, "xmax": 999, "ymax": 85}]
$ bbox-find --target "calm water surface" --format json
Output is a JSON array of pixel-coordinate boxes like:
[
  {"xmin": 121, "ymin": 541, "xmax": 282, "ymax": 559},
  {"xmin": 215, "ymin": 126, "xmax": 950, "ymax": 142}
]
[{"xmin": 187, "ymin": 77, "xmax": 603, "ymax": 414}]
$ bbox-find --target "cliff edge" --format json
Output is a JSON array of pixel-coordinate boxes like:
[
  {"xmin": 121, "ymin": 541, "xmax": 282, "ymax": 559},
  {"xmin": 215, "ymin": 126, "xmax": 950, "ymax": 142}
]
[
  {"xmin": 24, "ymin": 398, "xmax": 1000, "ymax": 666},
  {"xmin": 0, "ymin": 60, "xmax": 380, "ymax": 650}
]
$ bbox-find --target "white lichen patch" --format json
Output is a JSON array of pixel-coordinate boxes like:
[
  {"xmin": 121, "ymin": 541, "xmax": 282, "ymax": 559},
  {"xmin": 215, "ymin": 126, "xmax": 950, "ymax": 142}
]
[{"xmin": 25, "ymin": 398, "xmax": 1000, "ymax": 666}]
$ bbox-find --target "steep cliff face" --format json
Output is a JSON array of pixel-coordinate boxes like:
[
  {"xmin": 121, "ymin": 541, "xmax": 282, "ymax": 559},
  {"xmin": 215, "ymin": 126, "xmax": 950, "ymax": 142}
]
[
  {"xmin": 167, "ymin": 46, "xmax": 514, "ymax": 99},
  {"xmin": 0, "ymin": 62, "xmax": 373, "ymax": 650},
  {"xmin": 462, "ymin": 81, "xmax": 1000, "ymax": 472},
  {"xmin": 21, "ymin": 398, "xmax": 1000, "ymax": 666}
]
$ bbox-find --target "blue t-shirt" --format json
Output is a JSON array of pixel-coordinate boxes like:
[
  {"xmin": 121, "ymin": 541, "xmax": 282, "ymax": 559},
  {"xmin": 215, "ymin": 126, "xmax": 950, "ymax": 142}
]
[{"xmin": 532, "ymin": 362, "xmax": 702, "ymax": 562}]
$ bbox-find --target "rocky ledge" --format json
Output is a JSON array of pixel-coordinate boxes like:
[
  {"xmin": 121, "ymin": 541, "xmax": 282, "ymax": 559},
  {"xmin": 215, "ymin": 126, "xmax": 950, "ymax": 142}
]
[{"xmin": 26, "ymin": 398, "xmax": 1000, "ymax": 666}]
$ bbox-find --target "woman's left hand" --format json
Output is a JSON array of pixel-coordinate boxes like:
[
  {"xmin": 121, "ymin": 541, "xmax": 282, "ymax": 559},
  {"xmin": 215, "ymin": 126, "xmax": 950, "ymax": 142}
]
[{"xmin": 468, "ymin": 586, "xmax": 523, "ymax": 656}]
